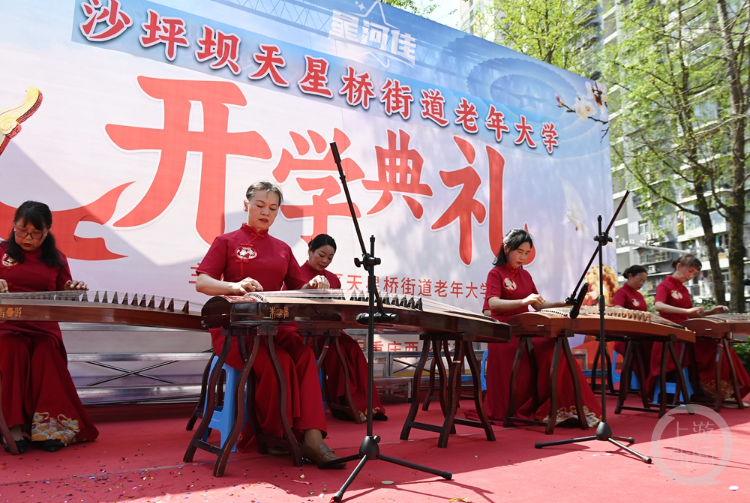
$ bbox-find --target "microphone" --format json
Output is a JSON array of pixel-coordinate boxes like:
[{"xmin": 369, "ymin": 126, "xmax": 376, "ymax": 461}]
[{"xmin": 568, "ymin": 283, "xmax": 589, "ymax": 319}]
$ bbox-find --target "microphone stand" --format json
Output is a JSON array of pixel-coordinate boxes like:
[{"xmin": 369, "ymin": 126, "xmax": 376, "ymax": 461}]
[
  {"xmin": 535, "ymin": 192, "xmax": 652, "ymax": 463},
  {"xmin": 319, "ymin": 142, "xmax": 452, "ymax": 500}
]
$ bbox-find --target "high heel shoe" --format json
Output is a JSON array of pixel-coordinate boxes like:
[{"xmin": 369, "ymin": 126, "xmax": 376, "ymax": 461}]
[{"xmin": 2, "ymin": 437, "xmax": 28, "ymax": 454}]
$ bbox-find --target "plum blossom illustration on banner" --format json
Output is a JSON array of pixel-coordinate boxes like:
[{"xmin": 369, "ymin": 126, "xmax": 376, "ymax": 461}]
[{"xmin": 555, "ymin": 81, "xmax": 609, "ymax": 138}]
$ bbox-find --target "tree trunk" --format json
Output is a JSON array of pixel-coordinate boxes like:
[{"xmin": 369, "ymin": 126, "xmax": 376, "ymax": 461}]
[
  {"xmin": 716, "ymin": 0, "xmax": 747, "ymax": 312},
  {"xmin": 695, "ymin": 185, "xmax": 726, "ymax": 305}
]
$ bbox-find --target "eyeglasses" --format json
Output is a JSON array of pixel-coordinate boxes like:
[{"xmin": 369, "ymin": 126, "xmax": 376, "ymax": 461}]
[{"xmin": 13, "ymin": 228, "xmax": 47, "ymax": 241}]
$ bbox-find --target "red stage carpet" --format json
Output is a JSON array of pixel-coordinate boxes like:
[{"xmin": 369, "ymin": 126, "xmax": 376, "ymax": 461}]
[{"xmin": 1, "ymin": 396, "xmax": 748, "ymax": 502}]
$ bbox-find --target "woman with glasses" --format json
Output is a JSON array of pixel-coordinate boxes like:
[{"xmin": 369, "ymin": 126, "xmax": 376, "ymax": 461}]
[
  {"xmin": 0, "ymin": 201, "xmax": 98, "ymax": 453},
  {"xmin": 196, "ymin": 182, "xmax": 342, "ymax": 467}
]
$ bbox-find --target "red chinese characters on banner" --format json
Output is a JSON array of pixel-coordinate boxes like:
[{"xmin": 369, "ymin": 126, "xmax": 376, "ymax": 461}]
[
  {"xmin": 195, "ymin": 25, "xmax": 241, "ymax": 75},
  {"xmin": 513, "ymin": 115, "xmax": 537, "ymax": 148},
  {"xmin": 339, "ymin": 67, "xmax": 376, "ymax": 109},
  {"xmin": 280, "ymin": 175, "xmax": 361, "ymax": 244},
  {"xmin": 364, "ymin": 130, "xmax": 432, "ymax": 218},
  {"xmin": 105, "ymin": 77, "xmax": 272, "ymax": 244},
  {"xmin": 485, "ymin": 105, "xmax": 510, "ymax": 142},
  {"xmin": 401, "ymin": 277, "xmax": 416, "ymax": 296},
  {"xmin": 541, "ymin": 122, "xmax": 559, "ymax": 154},
  {"xmin": 418, "ymin": 279, "xmax": 432, "ymax": 297},
  {"xmin": 298, "ymin": 56, "xmax": 333, "ymax": 98},
  {"xmin": 465, "ymin": 282, "xmax": 479, "ymax": 298},
  {"xmin": 248, "ymin": 44, "xmax": 289, "ymax": 87},
  {"xmin": 419, "ymin": 89, "xmax": 448, "ymax": 127},
  {"xmin": 486, "ymin": 144, "xmax": 536, "ymax": 264},
  {"xmin": 380, "ymin": 79, "xmax": 413, "ymax": 119},
  {"xmin": 79, "ymin": 0, "xmax": 132, "ymax": 42},
  {"xmin": 0, "ymin": 184, "xmax": 131, "ymax": 261},
  {"xmin": 384, "ymin": 277, "xmax": 399, "ymax": 293},
  {"xmin": 431, "ymin": 137, "xmax": 487, "ymax": 265},
  {"xmin": 272, "ymin": 129, "xmax": 364, "ymax": 183},
  {"xmin": 454, "ymin": 98, "xmax": 479, "ymax": 133},
  {"xmin": 139, "ymin": 10, "xmax": 189, "ymax": 61}
]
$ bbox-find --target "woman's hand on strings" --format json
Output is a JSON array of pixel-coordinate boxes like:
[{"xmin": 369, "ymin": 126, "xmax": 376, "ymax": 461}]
[
  {"xmin": 0, "ymin": 279, "xmax": 8, "ymax": 293},
  {"xmin": 306, "ymin": 275, "xmax": 330, "ymax": 290},
  {"xmin": 234, "ymin": 277, "xmax": 263, "ymax": 294},
  {"xmin": 64, "ymin": 280, "xmax": 88, "ymax": 291}
]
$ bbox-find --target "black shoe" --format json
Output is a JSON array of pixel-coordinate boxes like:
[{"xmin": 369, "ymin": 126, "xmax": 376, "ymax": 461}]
[
  {"xmin": 39, "ymin": 439, "xmax": 64, "ymax": 452},
  {"xmin": 373, "ymin": 412, "xmax": 388, "ymax": 421},
  {"xmin": 331, "ymin": 409, "xmax": 354, "ymax": 422},
  {"xmin": 2, "ymin": 438, "xmax": 28, "ymax": 454}
]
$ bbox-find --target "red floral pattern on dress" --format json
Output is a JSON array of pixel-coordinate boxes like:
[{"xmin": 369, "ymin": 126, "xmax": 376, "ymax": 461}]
[
  {"xmin": 671, "ymin": 290, "xmax": 683, "ymax": 300},
  {"xmin": 1, "ymin": 253, "xmax": 18, "ymax": 269},
  {"xmin": 503, "ymin": 277, "xmax": 517, "ymax": 290},
  {"xmin": 235, "ymin": 245, "xmax": 257, "ymax": 261}
]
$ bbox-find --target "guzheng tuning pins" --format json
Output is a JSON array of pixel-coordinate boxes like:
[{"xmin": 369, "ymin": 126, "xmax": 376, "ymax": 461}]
[
  {"xmin": 167, "ymin": 298, "xmax": 175, "ymax": 312},
  {"xmin": 147, "ymin": 296, "xmax": 155, "ymax": 309},
  {"xmin": 121, "ymin": 293, "xmax": 129, "ymax": 305},
  {"xmin": 93, "ymin": 291, "xmax": 100, "ymax": 303},
  {"xmin": 111, "ymin": 292, "xmax": 118, "ymax": 304},
  {"xmin": 131, "ymin": 294, "xmax": 139, "ymax": 306},
  {"xmin": 182, "ymin": 301, "xmax": 190, "ymax": 314},
  {"xmin": 415, "ymin": 298, "xmax": 423, "ymax": 311},
  {"xmin": 158, "ymin": 297, "xmax": 166, "ymax": 310}
]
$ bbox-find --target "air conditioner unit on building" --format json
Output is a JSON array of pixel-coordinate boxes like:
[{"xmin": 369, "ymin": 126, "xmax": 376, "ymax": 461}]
[{"xmin": 647, "ymin": 265, "xmax": 657, "ymax": 274}]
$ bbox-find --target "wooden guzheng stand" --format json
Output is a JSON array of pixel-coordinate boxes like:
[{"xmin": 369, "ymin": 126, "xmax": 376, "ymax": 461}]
[
  {"xmin": 184, "ymin": 290, "xmax": 510, "ymax": 477},
  {"xmin": 682, "ymin": 314, "xmax": 750, "ymax": 412},
  {"xmin": 0, "ymin": 290, "xmax": 204, "ymax": 455}
]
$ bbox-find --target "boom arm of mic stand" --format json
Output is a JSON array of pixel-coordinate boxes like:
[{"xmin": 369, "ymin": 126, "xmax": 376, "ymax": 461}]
[
  {"xmin": 566, "ymin": 190, "xmax": 630, "ymax": 312},
  {"xmin": 330, "ymin": 141, "xmax": 391, "ymax": 319}
]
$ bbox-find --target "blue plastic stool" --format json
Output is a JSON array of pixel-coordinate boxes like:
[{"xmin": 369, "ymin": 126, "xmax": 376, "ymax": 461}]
[
  {"xmin": 653, "ymin": 367, "xmax": 693, "ymax": 404},
  {"xmin": 480, "ymin": 349, "xmax": 489, "ymax": 391},
  {"xmin": 202, "ymin": 356, "xmax": 241, "ymax": 453},
  {"xmin": 612, "ymin": 350, "xmax": 640, "ymax": 389}
]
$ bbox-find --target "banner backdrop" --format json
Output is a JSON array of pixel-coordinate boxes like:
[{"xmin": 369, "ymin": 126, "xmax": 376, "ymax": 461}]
[{"xmin": 0, "ymin": 0, "xmax": 615, "ymax": 317}]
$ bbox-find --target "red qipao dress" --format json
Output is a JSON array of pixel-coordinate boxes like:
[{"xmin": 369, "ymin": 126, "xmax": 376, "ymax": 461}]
[
  {"xmin": 197, "ymin": 224, "xmax": 327, "ymax": 450},
  {"xmin": 0, "ymin": 241, "xmax": 98, "ymax": 446},
  {"xmin": 483, "ymin": 264, "xmax": 601, "ymax": 426},
  {"xmin": 299, "ymin": 262, "xmax": 384, "ymax": 421},
  {"xmin": 653, "ymin": 275, "xmax": 750, "ymax": 401},
  {"xmin": 612, "ymin": 284, "xmax": 652, "ymax": 363}
]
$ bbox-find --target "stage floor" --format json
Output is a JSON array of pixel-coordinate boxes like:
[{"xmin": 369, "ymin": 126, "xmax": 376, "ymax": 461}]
[{"xmin": 1, "ymin": 395, "xmax": 748, "ymax": 502}]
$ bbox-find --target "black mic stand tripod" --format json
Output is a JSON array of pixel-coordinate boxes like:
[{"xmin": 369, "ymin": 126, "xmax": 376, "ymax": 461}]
[
  {"xmin": 535, "ymin": 192, "xmax": 651, "ymax": 463},
  {"xmin": 319, "ymin": 142, "xmax": 452, "ymax": 500}
]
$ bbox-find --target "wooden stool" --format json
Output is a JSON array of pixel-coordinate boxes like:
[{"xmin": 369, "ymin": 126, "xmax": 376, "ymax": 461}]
[
  {"xmin": 400, "ymin": 332, "xmax": 495, "ymax": 448},
  {"xmin": 183, "ymin": 324, "xmax": 302, "ymax": 476},
  {"xmin": 504, "ymin": 331, "xmax": 588, "ymax": 435}
]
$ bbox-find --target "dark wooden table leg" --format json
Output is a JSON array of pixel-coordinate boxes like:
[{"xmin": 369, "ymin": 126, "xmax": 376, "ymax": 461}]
[
  {"xmin": 562, "ymin": 337, "xmax": 588, "ymax": 430},
  {"xmin": 526, "ymin": 337, "xmax": 540, "ymax": 412},
  {"xmin": 463, "ymin": 340, "xmax": 495, "ymax": 441},
  {"xmin": 667, "ymin": 340, "xmax": 692, "ymax": 413},
  {"xmin": 438, "ymin": 339, "xmax": 463, "ymax": 448},
  {"xmin": 615, "ymin": 340, "xmax": 633, "ymax": 414},
  {"xmin": 400, "ymin": 338, "xmax": 432, "ymax": 440},
  {"xmin": 331, "ymin": 333, "xmax": 362, "ymax": 423},
  {"xmin": 186, "ymin": 353, "xmax": 213, "ymax": 431},
  {"xmin": 422, "ymin": 354, "xmax": 437, "ymax": 411},
  {"xmin": 504, "ymin": 337, "xmax": 526, "ymax": 428},
  {"xmin": 726, "ymin": 339, "xmax": 745, "ymax": 409},
  {"xmin": 545, "ymin": 338, "xmax": 563, "ymax": 435},
  {"xmin": 657, "ymin": 342, "xmax": 669, "ymax": 417},
  {"xmin": 714, "ymin": 340, "xmax": 723, "ymax": 412}
]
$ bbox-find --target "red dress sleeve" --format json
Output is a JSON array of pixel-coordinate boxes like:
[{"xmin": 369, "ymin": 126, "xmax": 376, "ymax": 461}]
[
  {"xmin": 655, "ymin": 282, "xmax": 669, "ymax": 305},
  {"xmin": 196, "ymin": 236, "xmax": 229, "ymax": 280},
  {"xmin": 482, "ymin": 267, "xmax": 503, "ymax": 311}
]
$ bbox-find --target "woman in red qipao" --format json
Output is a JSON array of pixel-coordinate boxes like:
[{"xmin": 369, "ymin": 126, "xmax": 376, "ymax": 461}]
[
  {"xmin": 482, "ymin": 229, "xmax": 601, "ymax": 427},
  {"xmin": 196, "ymin": 182, "xmax": 342, "ymax": 467},
  {"xmin": 653, "ymin": 254, "xmax": 750, "ymax": 402},
  {"xmin": 301, "ymin": 234, "xmax": 387, "ymax": 423},
  {"xmin": 612, "ymin": 265, "xmax": 652, "ymax": 363},
  {"xmin": 0, "ymin": 201, "xmax": 98, "ymax": 453}
]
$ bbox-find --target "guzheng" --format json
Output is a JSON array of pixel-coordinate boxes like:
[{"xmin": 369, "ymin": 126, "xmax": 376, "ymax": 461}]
[
  {"xmin": 0, "ymin": 290, "xmax": 203, "ymax": 331},
  {"xmin": 201, "ymin": 289, "xmax": 511, "ymax": 340},
  {"xmin": 682, "ymin": 313, "xmax": 750, "ymax": 340},
  {"xmin": 511, "ymin": 306, "xmax": 695, "ymax": 342}
]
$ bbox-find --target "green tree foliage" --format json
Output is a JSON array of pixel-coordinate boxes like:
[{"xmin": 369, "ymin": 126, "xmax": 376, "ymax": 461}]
[
  {"xmin": 382, "ymin": 0, "xmax": 438, "ymax": 17},
  {"xmin": 602, "ymin": 0, "xmax": 749, "ymax": 311},
  {"xmin": 463, "ymin": 0, "xmax": 601, "ymax": 75}
]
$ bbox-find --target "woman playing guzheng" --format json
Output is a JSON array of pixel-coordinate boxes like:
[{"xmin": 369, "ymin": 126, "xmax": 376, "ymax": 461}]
[
  {"xmin": 482, "ymin": 228, "xmax": 601, "ymax": 427},
  {"xmin": 612, "ymin": 265, "xmax": 652, "ymax": 361},
  {"xmin": 653, "ymin": 254, "xmax": 750, "ymax": 403},
  {"xmin": 301, "ymin": 233, "xmax": 387, "ymax": 422},
  {"xmin": 195, "ymin": 182, "xmax": 343, "ymax": 466},
  {"xmin": 0, "ymin": 201, "xmax": 98, "ymax": 453}
]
